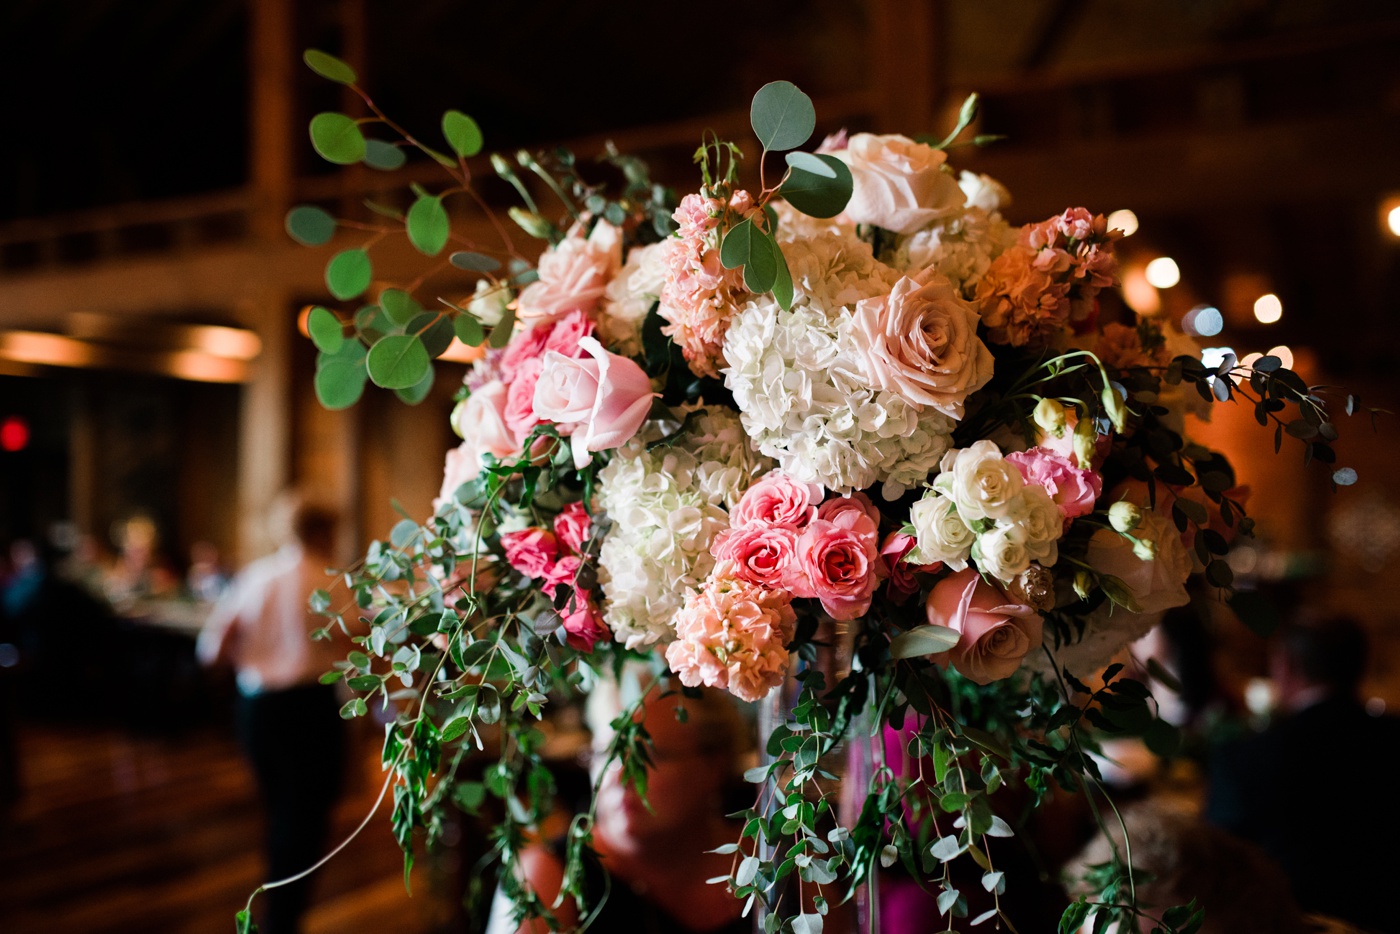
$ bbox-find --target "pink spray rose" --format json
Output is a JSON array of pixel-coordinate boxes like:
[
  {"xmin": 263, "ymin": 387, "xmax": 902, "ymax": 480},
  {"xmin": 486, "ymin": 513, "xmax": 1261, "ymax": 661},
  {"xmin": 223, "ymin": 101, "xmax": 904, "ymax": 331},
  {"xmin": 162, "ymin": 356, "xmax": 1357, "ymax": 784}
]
[
  {"xmin": 1005, "ymin": 448, "xmax": 1102, "ymax": 523},
  {"xmin": 791, "ymin": 509, "xmax": 886, "ymax": 621},
  {"xmin": 516, "ymin": 222, "xmax": 621, "ymax": 325},
  {"xmin": 816, "ymin": 492, "xmax": 882, "ymax": 532},
  {"xmin": 728, "ymin": 472, "xmax": 824, "ymax": 531},
  {"xmin": 711, "ymin": 525, "xmax": 799, "ymax": 590},
  {"xmin": 559, "ymin": 598, "xmax": 610, "ymax": 653},
  {"xmin": 531, "ymin": 336, "xmax": 655, "ymax": 469},
  {"xmin": 839, "ymin": 133, "xmax": 964, "ymax": 234},
  {"xmin": 664, "ymin": 575, "xmax": 796, "ymax": 703},
  {"xmin": 925, "ymin": 568, "xmax": 1043, "ymax": 685},
  {"xmin": 504, "ymin": 357, "xmax": 546, "ymax": 441},
  {"xmin": 499, "ymin": 323, "xmax": 552, "ymax": 384},
  {"xmin": 847, "ymin": 271, "xmax": 994, "ymax": 419},
  {"xmin": 499, "ymin": 528, "xmax": 560, "ymax": 580},
  {"xmin": 552, "ymin": 501, "xmax": 591, "ymax": 555}
]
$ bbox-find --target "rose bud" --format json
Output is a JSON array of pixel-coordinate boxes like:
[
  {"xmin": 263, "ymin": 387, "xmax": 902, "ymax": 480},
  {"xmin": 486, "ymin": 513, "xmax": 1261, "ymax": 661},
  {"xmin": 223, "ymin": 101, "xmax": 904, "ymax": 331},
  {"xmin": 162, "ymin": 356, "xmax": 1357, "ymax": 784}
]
[
  {"xmin": 1033, "ymin": 397, "xmax": 1067, "ymax": 439},
  {"xmin": 1108, "ymin": 501, "xmax": 1142, "ymax": 534}
]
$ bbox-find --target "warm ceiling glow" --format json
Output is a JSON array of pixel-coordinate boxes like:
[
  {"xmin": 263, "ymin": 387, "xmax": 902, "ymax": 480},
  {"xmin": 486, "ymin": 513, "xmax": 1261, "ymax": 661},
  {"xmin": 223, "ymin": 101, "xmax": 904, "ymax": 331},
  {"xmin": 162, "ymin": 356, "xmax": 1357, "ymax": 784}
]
[
  {"xmin": 1267, "ymin": 345, "xmax": 1295, "ymax": 370},
  {"xmin": 189, "ymin": 325, "xmax": 262, "ymax": 361},
  {"xmin": 1183, "ymin": 304, "xmax": 1223, "ymax": 337},
  {"xmin": 1144, "ymin": 256, "xmax": 1180, "ymax": 289},
  {"xmin": 0, "ymin": 331, "xmax": 96, "ymax": 367},
  {"xmin": 1121, "ymin": 267, "xmax": 1160, "ymax": 315},
  {"xmin": 1253, "ymin": 293, "xmax": 1283, "ymax": 324},
  {"xmin": 1106, "ymin": 209, "xmax": 1139, "ymax": 237}
]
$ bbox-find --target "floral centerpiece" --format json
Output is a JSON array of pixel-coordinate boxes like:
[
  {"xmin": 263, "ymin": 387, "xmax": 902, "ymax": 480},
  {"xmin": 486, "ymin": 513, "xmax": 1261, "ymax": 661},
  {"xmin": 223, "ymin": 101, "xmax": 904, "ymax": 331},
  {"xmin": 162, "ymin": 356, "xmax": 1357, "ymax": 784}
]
[{"xmin": 252, "ymin": 50, "xmax": 1369, "ymax": 934}]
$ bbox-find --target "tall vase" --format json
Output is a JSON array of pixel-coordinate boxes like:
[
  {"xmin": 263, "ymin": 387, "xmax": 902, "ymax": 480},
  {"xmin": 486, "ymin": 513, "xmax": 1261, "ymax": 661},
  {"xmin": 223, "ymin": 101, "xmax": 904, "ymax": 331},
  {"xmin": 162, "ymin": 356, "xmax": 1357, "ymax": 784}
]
[{"xmin": 755, "ymin": 618, "xmax": 879, "ymax": 934}]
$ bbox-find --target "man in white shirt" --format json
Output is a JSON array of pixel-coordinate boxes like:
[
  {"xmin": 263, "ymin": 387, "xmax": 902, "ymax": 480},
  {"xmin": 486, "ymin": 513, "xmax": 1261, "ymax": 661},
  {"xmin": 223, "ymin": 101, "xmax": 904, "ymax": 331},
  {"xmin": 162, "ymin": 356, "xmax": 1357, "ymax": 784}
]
[{"xmin": 198, "ymin": 496, "xmax": 347, "ymax": 934}]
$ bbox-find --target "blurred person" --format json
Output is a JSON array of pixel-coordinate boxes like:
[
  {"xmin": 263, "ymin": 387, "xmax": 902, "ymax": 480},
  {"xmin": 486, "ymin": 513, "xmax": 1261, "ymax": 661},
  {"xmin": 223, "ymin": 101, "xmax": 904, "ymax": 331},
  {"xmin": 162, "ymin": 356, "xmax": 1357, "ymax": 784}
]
[
  {"xmin": 104, "ymin": 515, "xmax": 178, "ymax": 608},
  {"xmin": 489, "ymin": 677, "xmax": 751, "ymax": 934},
  {"xmin": 197, "ymin": 494, "xmax": 347, "ymax": 934},
  {"xmin": 1205, "ymin": 616, "xmax": 1400, "ymax": 932},
  {"xmin": 186, "ymin": 539, "xmax": 230, "ymax": 603},
  {"xmin": 1067, "ymin": 799, "xmax": 1361, "ymax": 933}
]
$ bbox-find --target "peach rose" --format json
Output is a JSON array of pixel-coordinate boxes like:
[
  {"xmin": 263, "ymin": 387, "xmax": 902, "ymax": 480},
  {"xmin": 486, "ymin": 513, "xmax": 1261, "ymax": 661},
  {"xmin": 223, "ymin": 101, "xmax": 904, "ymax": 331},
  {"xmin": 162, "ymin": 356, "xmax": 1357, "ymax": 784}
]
[
  {"xmin": 840, "ymin": 133, "xmax": 963, "ymax": 234},
  {"xmin": 791, "ymin": 511, "xmax": 886, "ymax": 621},
  {"xmin": 848, "ymin": 271, "xmax": 994, "ymax": 419},
  {"xmin": 711, "ymin": 525, "xmax": 799, "ymax": 590},
  {"xmin": 516, "ymin": 222, "xmax": 622, "ymax": 325},
  {"xmin": 925, "ymin": 567, "xmax": 1042, "ymax": 684},
  {"xmin": 531, "ymin": 337, "xmax": 655, "ymax": 469},
  {"xmin": 729, "ymin": 472, "xmax": 824, "ymax": 530}
]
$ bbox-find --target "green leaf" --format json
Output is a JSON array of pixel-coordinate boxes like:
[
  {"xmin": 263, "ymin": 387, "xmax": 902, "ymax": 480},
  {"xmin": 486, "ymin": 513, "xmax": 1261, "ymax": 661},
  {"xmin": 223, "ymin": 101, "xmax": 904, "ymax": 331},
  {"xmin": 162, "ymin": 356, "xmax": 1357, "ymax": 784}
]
[
  {"xmin": 408, "ymin": 313, "xmax": 454, "ymax": 358},
  {"xmin": 454, "ymin": 314, "xmax": 485, "ymax": 347},
  {"xmin": 779, "ymin": 152, "xmax": 853, "ymax": 218},
  {"xmin": 450, "ymin": 251, "xmax": 502, "ymax": 272},
  {"xmin": 363, "ymin": 139, "xmax": 406, "ymax": 171},
  {"xmin": 379, "ymin": 289, "xmax": 423, "ymax": 326},
  {"xmin": 315, "ymin": 358, "xmax": 367, "ymax": 409},
  {"xmin": 889, "ymin": 624, "xmax": 960, "ymax": 659},
  {"xmin": 309, "ymin": 112, "xmax": 366, "ymax": 165},
  {"xmin": 340, "ymin": 697, "xmax": 368, "ymax": 719},
  {"xmin": 347, "ymin": 674, "xmax": 381, "ymax": 691},
  {"xmin": 750, "ymin": 80, "xmax": 816, "ymax": 152},
  {"xmin": 406, "ymin": 194, "xmax": 450, "ymax": 256},
  {"xmin": 395, "ymin": 366, "xmax": 434, "ymax": 405},
  {"xmin": 771, "ymin": 244, "xmax": 794, "ymax": 310},
  {"xmin": 719, "ymin": 218, "xmax": 778, "ymax": 294},
  {"xmin": 487, "ymin": 306, "xmax": 516, "ymax": 349},
  {"xmin": 307, "ymin": 307, "xmax": 343, "ymax": 353},
  {"xmin": 441, "ymin": 716, "xmax": 471, "ymax": 743},
  {"xmin": 285, "ymin": 205, "xmax": 336, "ymax": 246},
  {"xmin": 318, "ymin": 669, "xmax": 343, "ymax": 685},
  {"xmin": 235, "ymin": 907, "xmax": 256, "ymax": 934},
  {"xmin": 442, "ymin": 110, "xmax": 484, "ymax": 158},
  {"xmin": 390, "ymin": 518, "xmax": 419, "ymax": 548},
  {"xmin": 366, "ymin": 334, "xmax": 431, "ymax": 389},
  {"xmin": 325, "ymin": 248, "xmax": 372, "ymax": 300},
  {"xmin": 303, "ymin": 49, "xmax": 357, "ymax": 85}
]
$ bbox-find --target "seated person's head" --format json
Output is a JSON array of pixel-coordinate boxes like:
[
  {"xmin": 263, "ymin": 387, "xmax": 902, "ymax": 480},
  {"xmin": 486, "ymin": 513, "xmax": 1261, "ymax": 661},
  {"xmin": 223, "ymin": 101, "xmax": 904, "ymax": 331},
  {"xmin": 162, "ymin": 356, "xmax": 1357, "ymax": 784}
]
[
  {"xmin": 586, "ymin": 675, "xmax": 746, "ymax": 844},
  {"xmin": 1270, "ymin": 614, "xmax": 1367, "ymax": 706}
]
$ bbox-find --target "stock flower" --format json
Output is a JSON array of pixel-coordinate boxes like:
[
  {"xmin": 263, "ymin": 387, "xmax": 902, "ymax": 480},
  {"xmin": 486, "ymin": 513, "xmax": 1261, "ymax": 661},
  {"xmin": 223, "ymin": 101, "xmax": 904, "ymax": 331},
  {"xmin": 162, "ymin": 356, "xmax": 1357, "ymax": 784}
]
[
  {"xmin": 532, "ymin": 337, "xmax": 656, "ymax": 468},
  {"xmin": 664, "ymin": 575, "xmax": 796, "ymax": 703},
  {"xmin": 847, "ymin": 270, "xmax": 994, "ymax": 419},
  {"xmin": 840, "ymin": 133, "xmax": 963, "ymax": 234},
  {"xmin": 925, "ymin": 568, "xmax": 1042, "ymax": 685}
]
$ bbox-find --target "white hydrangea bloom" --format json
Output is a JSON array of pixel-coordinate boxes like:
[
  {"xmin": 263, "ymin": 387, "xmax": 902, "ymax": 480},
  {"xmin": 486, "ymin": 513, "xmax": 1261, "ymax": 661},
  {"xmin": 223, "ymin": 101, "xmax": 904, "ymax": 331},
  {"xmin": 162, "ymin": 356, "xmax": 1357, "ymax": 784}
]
[
  {"xmin": 595, "ymin": 407, "xmax": 771, "ymax": 648},
  {"xmin": 722, "ymin": 232, "xmax": 954, "ymax": 499},
  {"xmin": 891, "ymin": 207, "xmax": 1016, "ymax": 297},
  {"xmin": 597, "ymin": 241, "xmax": 667, "ymax": 357}
]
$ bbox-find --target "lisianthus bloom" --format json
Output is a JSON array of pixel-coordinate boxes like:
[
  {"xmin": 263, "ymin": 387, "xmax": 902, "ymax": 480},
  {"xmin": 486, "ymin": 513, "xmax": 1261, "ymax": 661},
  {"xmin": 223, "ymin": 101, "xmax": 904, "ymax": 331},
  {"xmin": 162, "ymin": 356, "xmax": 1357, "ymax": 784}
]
[
  {"xmin": 1006, "ymin": 448, "xmax": 1102, "ymax": 523},
  {"xmin": 664, "ymin": 574, "xmax": 796, "ymax": 703},
  {"xmin": 925, "ymin": 567, "xmax": 1042, "ymax": 685}
]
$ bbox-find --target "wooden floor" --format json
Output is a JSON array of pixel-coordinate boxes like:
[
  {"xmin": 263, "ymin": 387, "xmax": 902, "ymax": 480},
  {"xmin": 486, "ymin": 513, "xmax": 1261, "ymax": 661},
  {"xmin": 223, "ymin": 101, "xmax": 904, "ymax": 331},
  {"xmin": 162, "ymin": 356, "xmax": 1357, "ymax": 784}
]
[{"xmin": 0, "ymin": 718, "xmax": 461, "ymax": 934}]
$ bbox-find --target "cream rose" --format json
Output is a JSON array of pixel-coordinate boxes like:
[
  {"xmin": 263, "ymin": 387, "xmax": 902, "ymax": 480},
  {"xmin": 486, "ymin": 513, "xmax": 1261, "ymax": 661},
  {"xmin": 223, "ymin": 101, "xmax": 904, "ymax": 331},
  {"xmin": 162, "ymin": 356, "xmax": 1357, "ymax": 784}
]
[
  {"xmin": 532, "ymin": 337, "xmax": 656, "ymax": 469},
  {"xmin": 908, "ymin": 492, "xmax": 975, "ymax": 569},
  {"xmin": 934, "ymin": 440, "xmax": 1024, "ymax": 522},
  {"xmin": 840, "ymin": 133, "xmax": 964, "ymax": 234},
  {"xmin": 926, "ymin": 567, "xmax": 1043, "ymax": 685},
  {"xmin": 1085, "ymin": 511, "xmax": 1191, "ymax": 614},
  {"xmin": 977, "ymin": 524, "xmax": 1031, "ymax": 582},
  {"xmin": 847, "ymin": 271, "xmax": 994, "ymax": 419}
]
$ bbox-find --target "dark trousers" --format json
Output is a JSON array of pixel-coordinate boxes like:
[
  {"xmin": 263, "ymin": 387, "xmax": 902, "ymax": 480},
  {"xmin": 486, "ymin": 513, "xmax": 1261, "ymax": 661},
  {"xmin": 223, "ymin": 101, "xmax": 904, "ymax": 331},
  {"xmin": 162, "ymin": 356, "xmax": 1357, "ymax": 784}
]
[{"xmin": 238, "ymin": 683, "xmax": 346, "ymax": 934}]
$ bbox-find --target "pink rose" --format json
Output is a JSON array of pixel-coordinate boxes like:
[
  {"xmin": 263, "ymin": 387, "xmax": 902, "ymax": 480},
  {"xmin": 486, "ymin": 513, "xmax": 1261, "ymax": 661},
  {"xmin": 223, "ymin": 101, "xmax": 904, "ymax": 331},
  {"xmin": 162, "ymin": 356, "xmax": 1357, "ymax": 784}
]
[
  {"xmin": 925, "ymin": 568, "xmax": 1042, "ymax": 685},
  {"xmin": 559, "ymin": 597, "xmax": 609, "ymax": 653},
  {"xmin": 848, "ymin": 272, "xmax": 994, "ymax": 419},
  {"xmin": 516, "ymin": 222, "xmax": 622, "ymax": 325},
  {"xmin": 541, "ymin": 554, "xmax": 581, "ymax": 597},
  {"xmin": 1006, "ymin": 448, "xmax": 1102, "ymax": 523},
  {"xmin": 499, "ymin": 528, "xmax": 559, "ymax": 580},
  {"xmin": 451, "ymin": 379, "xmax": 520, "ymax": 466},
  {"xmin": 531, "ymin": 337, "xmax": 655, "ymax": 469},
  {"xmin": 729, "ymin": 472, "xmax": 824, "ymax": 531},
  {"xmin": 499, "ymin": 323, "xmax": 552, "ymax": 384},
  {"xmin": 436, "ymin": 442, "xmax": 480, "ymax": 511},
  {"xmin": 839, "ymin": 133, "xmax": 964, "ymax": 234},
  {"xmin": 791, "ymin": 513, "xmax": 886, "ymax": 621},
  {"xmin": 504, "ymin": 357, "xmax": 545, "ymax": 441},
  {"xmin": 542, "ymin": 309, "xmax": 595, "ymax": 357},
  {"xmin": 816, "ymin": 492, "xmax": 882, "ymax": 534},
  {"xmin": 552, "ymin": 502, "xmax": 591, "ymax": 555},
  {"xmin": 881, "ymin": 532, "xmax": 940, "ymax": 603},
  {"xmin": 711, "ymin": 525, "xmax": 799, "ymax": 589}
]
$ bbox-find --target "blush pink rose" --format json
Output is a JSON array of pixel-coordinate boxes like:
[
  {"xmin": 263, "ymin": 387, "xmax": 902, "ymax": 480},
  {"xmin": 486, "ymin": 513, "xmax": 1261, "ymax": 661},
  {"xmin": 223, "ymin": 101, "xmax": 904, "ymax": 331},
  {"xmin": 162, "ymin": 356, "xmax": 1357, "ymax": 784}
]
[
  {"xmin": 848, "ymin": 271, "xmax": 994, "ymax": 419},
  {"xmin": 542, "ymin": 309, "xmax": 595, "ymax": 357},
  {"xmin": 500, "ymin": 528, "xmax": 559, "ymax": 580},
  {"xmin": 925, "ymin": 568, "xmax": 1042, "ymax": 685},
  {"xmin": 560, "ymin": 597, "xmax": 610, "ymax": 653},
  {"xmin": 531, "ymin": 336, "xmax": 655, "ymax": 469},
  {"xmin": 729, "ymin": 472, "xmax": 824, "ymax": 531},
  {"xmin": 499, "ymin": 323, "xmax": 552, "ymax": 383},
  {"xmin": 504, "ymin": 357, "xmax": 545, "ymax": 441},
  {"xmin": 451, "ymin": 379, "xmax": 520, "ymax": 465},
  {"xmin": 881, "ymin": 531, "xmax": 941, "ymax": 603},
  {"xmin": 840, "ymin": 133, "xmax": 964, "ymax": 234},
  {"xmin": 1006, "ymin": 448, "xmax": 1102, "ymax": 523},
  {"xmin": 791, "ymin": 513, "xmax": 887, "ymax": 621},
  {"xmin": 435, "ymin": 442, "xmax": 480, "ymax": 511},
  {"xmin": 516, "ymin": 222, "xmax": 622, "ymax": 325},
  {"xmin": 552, "ymin": 502, "xmax": 591, "ymax": 555},
  {"xmin": 711, "ymin": 525, "xmax": 799, "ymax": 589}
]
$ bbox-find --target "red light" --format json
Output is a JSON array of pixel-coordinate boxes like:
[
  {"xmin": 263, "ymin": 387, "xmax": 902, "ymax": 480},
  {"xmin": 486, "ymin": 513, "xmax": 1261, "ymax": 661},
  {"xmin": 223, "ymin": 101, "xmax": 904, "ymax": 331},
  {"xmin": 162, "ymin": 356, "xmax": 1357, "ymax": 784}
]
[{"xmin": 1, "ymin": 416, "xmax": 29, "ymax": 452}]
